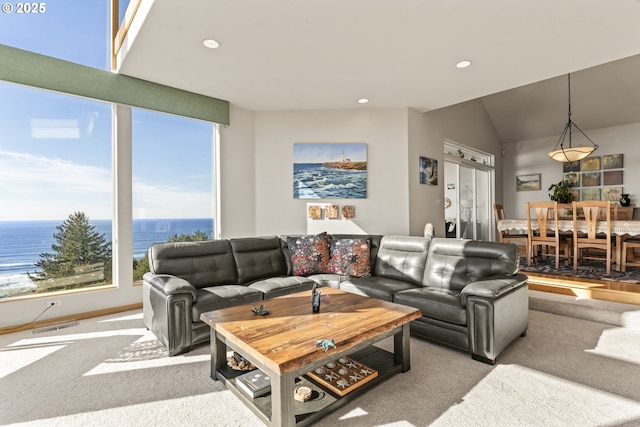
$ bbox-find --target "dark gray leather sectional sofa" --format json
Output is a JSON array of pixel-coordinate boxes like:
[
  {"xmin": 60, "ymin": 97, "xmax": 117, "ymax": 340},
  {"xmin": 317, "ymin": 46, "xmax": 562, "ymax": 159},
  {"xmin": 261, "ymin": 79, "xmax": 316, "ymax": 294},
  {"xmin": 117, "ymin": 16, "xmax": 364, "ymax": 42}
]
[{"xmin": 142, "ymin": 234, "xmax": 528, "ymax": 364}]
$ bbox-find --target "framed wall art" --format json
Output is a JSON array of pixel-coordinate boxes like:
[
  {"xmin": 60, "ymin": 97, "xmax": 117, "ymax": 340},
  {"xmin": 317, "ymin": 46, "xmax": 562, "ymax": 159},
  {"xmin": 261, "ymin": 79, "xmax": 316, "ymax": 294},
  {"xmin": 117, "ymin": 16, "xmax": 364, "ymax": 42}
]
[
  {"xmin": 581, "ymin": 172, "xmax": 601, "ymax": 187},
  {"xmin": 516, "ymin": 174, "xmax": 541, "ymax": 191},
  {"xmin": 603, "ymin": 154, "xmax": 623, "ymax": 169},
  {"xmin": 293, "ymin": 143, "xmax": 367, "ymax": 199},
  {"xmin": 603, "ymin": 170, "xmax": 623, "ymax": 186},
  {"xmin": 308, "ymin": 205, "xmax": 322, "ymax": 220},
  {"xmin": 563, "ymin": 161, "xmax": 581, "ymax": 173},
  {"xmin": 342, "ymin": 205, "xmax": 356, "ymax": 218},
  {"xmin": 326, "ymin": 205, "xmax": 339, "ymax": 219},
  {"xmin": 563, "ymin": 172, "xmax": 579, "ymax": 187},
  {"xmin": 582, "ymin": 188, "xmax": 601, "ymax": 201},
  {"xmin": 581, "ymin": 156, "xmax": 601, "ymax": 171},
  {"xmin": 603, "ymin": 187, "xmax": 623, "ymax": 202},
  {"xmin": 419, "ymin": 156, "xmax": 438, "ymax": 185}
]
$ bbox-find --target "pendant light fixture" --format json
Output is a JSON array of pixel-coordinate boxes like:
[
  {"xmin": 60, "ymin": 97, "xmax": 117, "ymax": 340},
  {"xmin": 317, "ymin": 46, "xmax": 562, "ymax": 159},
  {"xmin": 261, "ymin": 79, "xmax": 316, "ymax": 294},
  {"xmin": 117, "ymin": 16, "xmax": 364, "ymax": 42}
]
[{"xmin": 547, "ymin": 74, "xmax": 598, "ymax": 162}]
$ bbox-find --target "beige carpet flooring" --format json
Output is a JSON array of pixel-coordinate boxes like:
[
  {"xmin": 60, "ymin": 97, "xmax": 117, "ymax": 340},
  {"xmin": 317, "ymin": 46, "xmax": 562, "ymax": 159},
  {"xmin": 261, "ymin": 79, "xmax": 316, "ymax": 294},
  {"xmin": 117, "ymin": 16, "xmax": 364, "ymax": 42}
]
[{"xmin": 1, "ymin": 292, "xmax": 639, "ymax": 427}]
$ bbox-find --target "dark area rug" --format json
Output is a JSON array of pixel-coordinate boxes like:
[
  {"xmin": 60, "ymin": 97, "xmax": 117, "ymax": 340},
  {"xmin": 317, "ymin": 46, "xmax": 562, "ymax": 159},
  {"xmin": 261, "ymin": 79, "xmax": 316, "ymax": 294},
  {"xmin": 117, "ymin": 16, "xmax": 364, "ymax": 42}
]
[{"xmin": 519, "ymin": 257, "xmax": 640, "ymax": 284}]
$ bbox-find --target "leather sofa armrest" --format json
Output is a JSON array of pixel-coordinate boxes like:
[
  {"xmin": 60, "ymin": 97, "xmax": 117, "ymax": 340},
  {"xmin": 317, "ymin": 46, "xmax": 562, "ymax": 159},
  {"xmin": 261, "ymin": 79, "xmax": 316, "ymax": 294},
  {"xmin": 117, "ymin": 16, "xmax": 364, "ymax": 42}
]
[
  {"xmin": 143, "ymin": 272, "xmax": 197, "ymax": 301},
  {"xmin": 460, "ymin": 273, "xmax": 528, "ymax": 306}
]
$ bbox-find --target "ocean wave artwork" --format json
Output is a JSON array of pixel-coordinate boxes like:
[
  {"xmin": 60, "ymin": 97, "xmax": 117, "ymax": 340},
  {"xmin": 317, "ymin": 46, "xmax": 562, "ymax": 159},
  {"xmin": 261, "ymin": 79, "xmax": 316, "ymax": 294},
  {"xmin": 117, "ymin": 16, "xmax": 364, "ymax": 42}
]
[{"xmin": 293, "ymin": 143, "xmax": 367, "ymax": 199}]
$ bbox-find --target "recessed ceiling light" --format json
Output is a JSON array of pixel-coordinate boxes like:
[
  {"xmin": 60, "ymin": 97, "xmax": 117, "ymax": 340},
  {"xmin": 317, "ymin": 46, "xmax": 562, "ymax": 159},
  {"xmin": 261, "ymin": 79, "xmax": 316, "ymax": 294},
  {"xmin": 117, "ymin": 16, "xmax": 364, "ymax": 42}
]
[
  {"xmin": 456, "ymin": 60, "xmax": 472, "ymax": 69},
  {"xmin": 202, "ymin": 39, "xmax": 220, "ymax": 49},
  {"xmin": 358, "ymin": 98, "xmax": 369, "ymax": 104}
]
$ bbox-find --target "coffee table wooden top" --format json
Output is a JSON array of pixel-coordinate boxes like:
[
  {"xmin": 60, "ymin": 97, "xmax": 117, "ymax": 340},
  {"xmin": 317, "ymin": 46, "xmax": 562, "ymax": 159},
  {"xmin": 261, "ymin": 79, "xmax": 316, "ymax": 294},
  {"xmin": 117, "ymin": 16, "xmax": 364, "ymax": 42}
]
[{"xmin": 200, "ymin": 287, "xmax": 421, "ymax": 375}]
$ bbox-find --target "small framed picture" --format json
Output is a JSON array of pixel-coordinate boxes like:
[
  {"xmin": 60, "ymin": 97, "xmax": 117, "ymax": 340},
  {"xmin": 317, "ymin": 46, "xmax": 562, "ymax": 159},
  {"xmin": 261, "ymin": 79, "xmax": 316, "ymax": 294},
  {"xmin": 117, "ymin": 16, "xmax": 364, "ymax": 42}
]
[
  {"xmin": 563, "ymin": 173, "xmax": 579, "ymax": 187},
  {"xmin": 582, "ymin": 188, "xmax": 601, "ymax": 201},
  {"xmin": 326, "ymin": 205, "xmax": 339, "ymax": 219},
  {"xmin": 342, "ymin": 205, "xmax": 355, "ymax": 218},
  {"xmin": 563, "ymin": 161, "xmax": 581, "ymax": 173},
  {"xmin": 308, "ymin": 205, "xmax": 322, "ymax": 220},
  {"xmin": 582, "ymin": 172, "xmax": 601, "ymax": 187},
  {"xmin": 516, "ymin": 174, "xmax": 541, "ymax": 191},
  {"xmin": 603, "ymin": 187, "xmax": 623, "ymax": 202},
  {"xmin": 603, "ymin": 170, "xmax": 623, "ymax": 186},
  {"xmin": 603, "ymin": 154, "xmax": 623, "ymax": 169},
  {"xmin": 581, "ymin": 156, "xmax": 601, "ymax": 171},
  {"xmin": 419, "ymin": 156, "xmax": 438, "ymax": 185}
]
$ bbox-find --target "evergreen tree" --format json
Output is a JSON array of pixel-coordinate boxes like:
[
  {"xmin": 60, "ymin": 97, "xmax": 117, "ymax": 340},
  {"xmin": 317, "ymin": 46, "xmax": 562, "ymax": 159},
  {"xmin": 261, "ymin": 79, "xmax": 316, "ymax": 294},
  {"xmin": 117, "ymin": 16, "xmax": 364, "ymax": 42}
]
[{"xmin": 30, "ymin": 212, "xmax": 112, "ymax": 285}]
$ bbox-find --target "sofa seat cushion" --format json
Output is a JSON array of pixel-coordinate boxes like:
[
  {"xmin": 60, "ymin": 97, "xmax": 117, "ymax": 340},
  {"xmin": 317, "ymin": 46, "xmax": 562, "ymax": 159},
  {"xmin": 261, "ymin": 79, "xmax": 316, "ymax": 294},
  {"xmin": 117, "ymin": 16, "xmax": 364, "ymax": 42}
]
[
  {"xmin": 249, "ymin": 276, "xmax": 316, "ymax": 298},
  {"xmin": 193, "ymin": 286, "xmax": 264, "ymax": 320},
  {"xmin": 307, "ymin": 273, "xmax": 346, "ymax": 289},
  {"xmin": 339, "ymin": 276, "xmax": 420, "ymax": 302},
  {"xmin": 394, "ymin": 287, "xmax": 467, "ymax": 326}
]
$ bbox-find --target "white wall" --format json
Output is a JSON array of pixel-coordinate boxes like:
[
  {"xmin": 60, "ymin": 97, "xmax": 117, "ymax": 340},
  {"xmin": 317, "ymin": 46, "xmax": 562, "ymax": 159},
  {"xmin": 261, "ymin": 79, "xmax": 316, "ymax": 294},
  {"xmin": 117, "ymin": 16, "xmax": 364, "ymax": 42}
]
[
  {"xmin": 220, "ymin": 102, "xmax": 503, "ymax": 239},
  {"xmin": 415, "ymin": 99, "xmax": 503, "ymax": 238},
  {"xmin": 253, "ymin": 109, "xmax": 411, "ymax": 236},
  {"xmin": 219, "ymin": 105, "xmax": 257, "ymax": 238},
  {"xmin": 502, "ymin": 122, "xmax": 640, "ymax": 219}
]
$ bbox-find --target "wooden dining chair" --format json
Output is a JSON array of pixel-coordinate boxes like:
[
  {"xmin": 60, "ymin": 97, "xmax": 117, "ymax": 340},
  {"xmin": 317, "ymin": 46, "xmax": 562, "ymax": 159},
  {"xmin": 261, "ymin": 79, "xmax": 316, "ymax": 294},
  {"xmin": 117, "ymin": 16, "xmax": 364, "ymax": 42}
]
[
  {"xmin": 493, "ymin": 204, "xmax": 528, "ymax": 260},
  {"xmin": 572, "ymin": 200, "xmax": 615, "ymax": 274},
  {"xmin": 526, "ymin": 201, "xmax": 571, "ymax": 269},
  {"xmin": 621, "ymin": 237, "xmax": 640, "ymax": 271}
]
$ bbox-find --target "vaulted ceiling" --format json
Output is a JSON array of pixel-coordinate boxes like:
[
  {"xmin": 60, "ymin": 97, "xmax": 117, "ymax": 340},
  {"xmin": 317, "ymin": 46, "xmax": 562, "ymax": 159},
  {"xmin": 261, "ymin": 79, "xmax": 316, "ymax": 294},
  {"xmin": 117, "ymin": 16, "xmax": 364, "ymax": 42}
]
[{"xmin": 118, "ymin": 0, "xmax": 640, "ymax": 142}]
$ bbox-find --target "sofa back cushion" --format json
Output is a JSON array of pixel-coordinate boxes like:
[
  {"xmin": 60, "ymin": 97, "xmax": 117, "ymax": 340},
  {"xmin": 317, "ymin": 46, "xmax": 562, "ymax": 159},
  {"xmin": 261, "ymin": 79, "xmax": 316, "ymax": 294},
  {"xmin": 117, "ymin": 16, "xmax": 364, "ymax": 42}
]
[
  {"xmin": 327, "ymin": 238, "xmax": 371, "ymax": 277},
  {"xmin": 230, "ymin": 236, "xmax": 287, "ymax": 283},
  {"xmin": 148, "ymin": 240, "xmax": 237, "ymax": 288},
  {"xmin": 374, "ymin": 235, "xmax": 430, "ymax": 286},
  {"xmin": 423, "ymin": 238, "xmax": 519, "ymax": 292},
  {"xmin": 330, "ymin": 234, "xmax": 382, "ymax": 270},
  {"xmin": 285, "ymin": 233, "xmax": 331, "ymax": 276}
]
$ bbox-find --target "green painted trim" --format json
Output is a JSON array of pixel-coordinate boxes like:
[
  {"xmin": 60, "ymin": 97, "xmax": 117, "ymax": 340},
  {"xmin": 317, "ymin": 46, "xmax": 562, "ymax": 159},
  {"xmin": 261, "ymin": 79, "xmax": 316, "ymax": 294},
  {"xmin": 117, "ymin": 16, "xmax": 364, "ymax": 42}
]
[{"xmin": 0, "ymin": 44, "xmax": 229, "ymax": 125}]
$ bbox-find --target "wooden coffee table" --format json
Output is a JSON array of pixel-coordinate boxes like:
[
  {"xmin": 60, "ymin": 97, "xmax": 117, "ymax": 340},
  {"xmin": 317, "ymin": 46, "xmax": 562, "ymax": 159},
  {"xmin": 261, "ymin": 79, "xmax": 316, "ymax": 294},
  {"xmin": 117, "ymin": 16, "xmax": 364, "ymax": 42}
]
[{"xmin": 200, "ymin": 287, "xmax": 421, "ymax": 427}]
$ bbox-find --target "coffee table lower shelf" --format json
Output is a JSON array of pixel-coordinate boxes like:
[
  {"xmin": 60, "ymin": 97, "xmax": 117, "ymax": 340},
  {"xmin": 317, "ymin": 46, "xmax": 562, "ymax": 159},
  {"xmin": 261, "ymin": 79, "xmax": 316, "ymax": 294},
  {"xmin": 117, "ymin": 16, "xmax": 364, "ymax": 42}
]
[{"xmin": 216, "ymin": 345, "xmax": 400, "ymax": 426}]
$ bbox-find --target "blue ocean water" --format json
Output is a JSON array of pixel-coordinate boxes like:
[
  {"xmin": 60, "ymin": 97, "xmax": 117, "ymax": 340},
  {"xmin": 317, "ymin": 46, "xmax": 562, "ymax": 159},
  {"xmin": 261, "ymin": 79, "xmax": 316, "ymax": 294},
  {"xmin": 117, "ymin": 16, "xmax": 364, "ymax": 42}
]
[
  {"xmin": 0, "ymin": 218, "xmax": 214, "ymax": 297},
  {"xmin": 293, "ymin": 163, "xmax": 367, "ymax": 199}
]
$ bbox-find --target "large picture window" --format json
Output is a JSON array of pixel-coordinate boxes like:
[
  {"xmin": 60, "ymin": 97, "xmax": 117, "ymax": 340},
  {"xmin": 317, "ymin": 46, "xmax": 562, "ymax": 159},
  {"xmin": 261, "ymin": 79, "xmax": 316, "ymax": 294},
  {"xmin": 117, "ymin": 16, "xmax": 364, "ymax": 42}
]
[
  {"xmin": 0, "ymin": 1, "xmax": 110, "ymax": 70},
  {"xmin": 0, "ymin": 82, "xmax": 112, "ymax": 298},
  {"xmin": 131, "ymin": 109, "xmax": 216, "ymax": 281}
]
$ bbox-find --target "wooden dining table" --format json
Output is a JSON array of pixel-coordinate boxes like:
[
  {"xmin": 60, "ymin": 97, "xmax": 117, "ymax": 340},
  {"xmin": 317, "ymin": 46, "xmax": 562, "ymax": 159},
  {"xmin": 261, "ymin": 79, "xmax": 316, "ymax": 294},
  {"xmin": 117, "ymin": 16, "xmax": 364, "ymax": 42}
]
[{"xmin": 497, "ymin": 219, "xmax": 640, "ymax": 271}]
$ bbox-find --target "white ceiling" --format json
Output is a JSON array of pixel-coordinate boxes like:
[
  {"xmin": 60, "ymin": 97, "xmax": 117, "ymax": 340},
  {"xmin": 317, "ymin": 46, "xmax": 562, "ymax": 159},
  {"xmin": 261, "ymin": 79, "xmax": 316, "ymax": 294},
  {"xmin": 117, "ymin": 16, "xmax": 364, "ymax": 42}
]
[{"xmin": 118, "ymin": 0, "xmax": 640, "ymax": 142}]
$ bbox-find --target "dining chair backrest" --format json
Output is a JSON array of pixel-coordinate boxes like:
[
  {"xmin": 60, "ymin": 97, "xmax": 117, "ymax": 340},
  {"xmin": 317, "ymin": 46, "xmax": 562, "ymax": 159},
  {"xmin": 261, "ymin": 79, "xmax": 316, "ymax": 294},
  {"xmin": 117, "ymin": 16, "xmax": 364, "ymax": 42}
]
[
  {"xmin": 572, "ymin": 200, "xmax": 614, "ymax": 273},
  {"xmin": 493, "ymin": 204, "xmax": 506, "ymax": 239},
  {"xmin": 526, "ymin": 201, "xmax": 560, "ymax": 244},
  {"xmin": 605, "ymin": 203, "xmax": 621, "ymax": 220},
  {"xmin": 494, "ymin": 203, "xmax": 528, "ymax": 259},
  {"xmin": 572, "ymin": 200, "xmax": 612, "ymax": 239},
  {"xmin": 493, "ymin": 203, "xmax": 505, "ymax": 224},
  {"xmin": 526, "ymin": 201, "xmax": 570, "ymax": 269}
]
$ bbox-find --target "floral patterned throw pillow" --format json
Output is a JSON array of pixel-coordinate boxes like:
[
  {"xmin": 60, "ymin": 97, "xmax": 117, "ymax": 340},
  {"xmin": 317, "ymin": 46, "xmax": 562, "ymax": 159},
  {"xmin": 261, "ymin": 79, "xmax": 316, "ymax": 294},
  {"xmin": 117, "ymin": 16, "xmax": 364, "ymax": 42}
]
[
  {"xmin": 327, "ymin": 238, "xmax": 371, "ymax": 277},
  {"xmin": 287, "ymin": 233, "xmax": 330, "ymax": 276}
]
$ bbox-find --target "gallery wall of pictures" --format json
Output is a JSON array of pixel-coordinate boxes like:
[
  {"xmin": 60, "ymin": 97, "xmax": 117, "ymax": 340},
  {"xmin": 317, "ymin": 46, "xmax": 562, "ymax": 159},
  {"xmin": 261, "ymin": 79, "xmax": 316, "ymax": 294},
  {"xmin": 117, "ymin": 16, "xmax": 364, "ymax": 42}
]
[{"xmin": 562, "ymin": 154, "xmax": 624, "ymax": 201}]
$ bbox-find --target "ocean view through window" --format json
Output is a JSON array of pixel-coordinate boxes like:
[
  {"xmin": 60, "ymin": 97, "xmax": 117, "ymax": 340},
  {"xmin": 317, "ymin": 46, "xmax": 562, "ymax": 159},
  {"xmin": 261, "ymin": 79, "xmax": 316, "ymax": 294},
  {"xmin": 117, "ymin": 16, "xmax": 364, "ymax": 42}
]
[
  {"xmin": 0, "ymin": 218, "xmax": 214, "ymax": 298},
  {"xmin": 0, "ymin": 2, "xmax": 221, "ymax": 334}
]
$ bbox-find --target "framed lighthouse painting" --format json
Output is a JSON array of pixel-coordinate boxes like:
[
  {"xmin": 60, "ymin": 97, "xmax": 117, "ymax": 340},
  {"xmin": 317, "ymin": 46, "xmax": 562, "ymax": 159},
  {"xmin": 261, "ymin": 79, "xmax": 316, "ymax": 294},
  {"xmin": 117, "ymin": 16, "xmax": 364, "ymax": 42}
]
[{"xmin": 293, "ymin": 143, "xmax": 367, "ymax": 199}]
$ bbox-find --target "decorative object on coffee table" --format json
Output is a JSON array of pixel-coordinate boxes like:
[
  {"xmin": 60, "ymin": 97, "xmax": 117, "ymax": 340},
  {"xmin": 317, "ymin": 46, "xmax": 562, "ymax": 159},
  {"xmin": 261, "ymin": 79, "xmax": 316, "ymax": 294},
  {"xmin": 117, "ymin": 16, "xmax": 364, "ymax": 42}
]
[
  {"xmin": 227, "ymin": 351, "xmax": 256, "ymax": 371},
  {"xmin": 311, "ymin": 283, "xmax": 321, "ymax": 313},
  {"xmin": 315, "ymin": 339, "xmax": 335, "ymax": 352},
  {"xmin": 251, "ymin": 304, "xmax": 271, "ymax": 315},
  {"xmin": 294, "ymin": 386, "xmax": 312, "ymax": 402},
  {"xmin": 306, "ymin": 356, "xmax": 378, "ymax": 397},
  {"xmin": 236, "ymin": 369, "xmax": 271, "ymax": 398}
]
